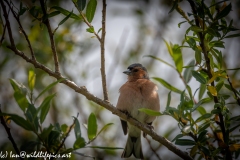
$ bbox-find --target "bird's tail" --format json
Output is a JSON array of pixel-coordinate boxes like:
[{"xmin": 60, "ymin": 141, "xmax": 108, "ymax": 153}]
[{"xmin": 121, "ymin": 134, "xmax": 143, "ymax": 159}]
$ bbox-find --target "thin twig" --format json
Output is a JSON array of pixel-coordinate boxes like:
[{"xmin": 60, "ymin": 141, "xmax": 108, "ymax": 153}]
[
  {"xmin": 100, "ymin": 0, "xmax": 108, "ymax": 101},
  {"xmin": 0, "ymin": 23, "xmax": 7, "ymax": 46},
  {"xmin": 72, "ymin": 1, "xmax": 101, "ymax": 41},
  {"xmin": 39, "ymin": 0, "xmax": 60, "ymax": 75},
  {"xmin": 4, "ymin": 0, "xmax": 36, "ymax": 61},
  {"xmin": 146, "ymin": 136, "xmax": 162, "ymax": 160},
  {"xmin": 227, "ymin": 75, "xmax": 240, "ymax": 106},
  {"xmin": 53, "ymin": 113, "xmax": 79, "ymax": 158},
  {"xmin": 0, "ymin": 106, "xmax": 24, "ymax": 160}
]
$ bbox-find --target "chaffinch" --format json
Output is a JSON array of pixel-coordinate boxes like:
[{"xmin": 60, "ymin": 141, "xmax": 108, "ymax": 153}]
[{"xmin": 116, "ymin": 63, "xmax": 160, "ymax": 159}]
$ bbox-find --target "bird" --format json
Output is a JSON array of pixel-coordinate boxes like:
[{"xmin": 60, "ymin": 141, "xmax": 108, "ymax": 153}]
[{"xmin": 116, "ymin": 63, "xmax": 160, "ymax": 159}]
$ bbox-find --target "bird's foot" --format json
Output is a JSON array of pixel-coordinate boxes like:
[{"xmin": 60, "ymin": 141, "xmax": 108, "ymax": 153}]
[{"xmin": 143, "ymin": 123, "xmax": 154, "ymax": 137}]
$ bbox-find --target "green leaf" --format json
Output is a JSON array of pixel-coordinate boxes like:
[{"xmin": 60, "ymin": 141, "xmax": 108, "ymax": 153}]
[
  {"xmin": 186, "ymin": 37, "xmax": 197, "ymax": 49},
  {"xmin": 172, "ymin": 134, "xmax": 184, "ymax": 142},
  {"xmin": 39, "ymin": 124, "xmax": 54, "ymax": 140},
  {"xmin": 166, "ymin": 91, "xmax": 171, "ymax": 108},
  {"xmin": 51, "ymin": 6, "xmax": 81, "ymax": 20},
  {"xmin": 74, "ymin": 137, "xmax": 86, "ymax": 149},
  {"xmin": 175, "ymin": 139, "xmax": 195, "ymax": 146},
  {"xmin": 198, "ymin": 130, "xmax": 208, "ymax": 142},
  {"xmin": 178, "ymin": 21, "xmax": 187, "ymax": 28},
  {"xmin": 225, "ymin": 33, "xmax": 240, "ymax": 38},
  {"xmin": 9, "ymin": 79, "xmax": 27, "ymax": 94},
  {"xmin": 59, "ymin": 11, "xmax": 72, "ymax": 26},
  {"xmin": 197, "ymin": 106, "xmax": 207, "ymax": 115},
  {"xmin": 86, "ymin": 0, "xmax": 97, "ymax": 23},
  {"xmin": 210, "ymin": 0, "xmax": 216, "ymax": 15},
  {"xmin": 195, "ymin": 50, "xmax": 202, "ymax": 64},
  {"xmin": 144, "ymin": 55, "xmax": 175, "ymax": 69},
  {"xmin": 61, "ymin": 124, "xmax": 68, "ymax": 133},
  {"xmin": 195, "ymin": 113, "xmax": 212, "ymax": 123},
  {"xmin": 138, "ymin": 108, "xmax": 162, "ymax": 116},
  {"xmin": 198, "ymin": 121, "xmax": 210, "ymax": 133},
  {"xmin": 163, "ymin": 39, "xmax": 173, "ymax": 57},
  {"xmin": 209, "ymin": 40, "xmax": 225, "ymax": 48},
  {"xmin": 9, "ymin": 79, "xmax": 29, "ymax": 111},
  {"xmin": 215, "ymin": 80, "xmax": 224, "ymax": 92},
  {"xmin": 216, "ymin": 3, "xmax": 232, "ymax": 20},
  {"xmin": 97, "ymin": 28, "xmax": 102, "ymax": 33},
  {"xmin": 48, "ymin": 11, "xmax": 61, "ymax": 18},
  {"xmin": 28, "ymin": 69, "xmax": 36, "ymax": 91},
  {"xmin": 198, "ymin": 83, "xmax": 206, "ymax": 100},
  {"xmin": 229, "ymin": 124, "xmax": 240, "ymax": 132},
  {"xmin": 86, "ymin": 26, "xmax": 94, "ymax": 33},
  {"xmin": 183, "ymin": 60, "xmax": 195, "ymax": 83},
  {"xmin": 38, "ymin": 94, "xmax": 56, "ymax": 124},
  {"xmin": 186, "ymin": 85, "xmax": 193, "ymax": 100},
  {"xmin": 172, "ymin": 44, "xmax": 183, "ymax": 73},
  {"xmin": 48, "ymin": 130, "xmax": 61, "ymax": 146},
  {"xmin": 88, "ymin": 113, "xmax": 97, "ymax": 140},
  {"xmin": 13, "ymin": 91, "xmax": 30, "ymax": 111},
  {"xmin": 96, "ymin": 123, "xmax": 113, "ymax": 137},
  {"xmin": 1, "ymin": 113, "xmax": 33, "ymax": 131},
  {"xmin": 76, "ymin": 0, "xmax": 87, "ymax": 11},
  {"xmin": 35, "ymin": 78, "xmax": 65, "ymax": 101},
  {"xmin": 192, "ymin": 71, "xmax": 207, "ymax": 84},
  {"xmin": 25, "ymin": 104, "xmax": 38, "ymax": 131},
  {"xmin": 207, "ymin": 28, "xmax": 221, "ymax": 37},
  {"xmin": 168, "ymin": 0, "xmax": 178, "ymax": 13},
  {"xmin": 190, "ymin": 25, "xmax": 203, "ymax": 32},
  {"xmin": 207, "ymin": 86, "xmax": 217, "ymax": 96},
  {"xmin": 73, "ymin": 117, "xmax": 81, "ymax": 138},
  {"xmin": 153, "ymin": 77, "xmax": 182, "ymax": 94},
  {"xmin": 192, "ymin": 98, "xmax": 212, "ymax": 112}
]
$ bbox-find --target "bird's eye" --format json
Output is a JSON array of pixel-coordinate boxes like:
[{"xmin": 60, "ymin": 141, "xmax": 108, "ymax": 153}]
[{"xmin": 133, "ymin": 69, "xmax": 138, "ymax": 72}]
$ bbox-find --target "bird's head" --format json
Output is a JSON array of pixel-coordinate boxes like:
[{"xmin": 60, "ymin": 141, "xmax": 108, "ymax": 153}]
[{"xmin": 123, "ymin": 63, "xmax": 149, "ymax": 80}]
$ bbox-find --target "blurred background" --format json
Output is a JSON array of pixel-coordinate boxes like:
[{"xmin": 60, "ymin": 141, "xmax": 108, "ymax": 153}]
[{"xmin": 0, "ymin": 0, "xmax": 240, "ymax": 159}]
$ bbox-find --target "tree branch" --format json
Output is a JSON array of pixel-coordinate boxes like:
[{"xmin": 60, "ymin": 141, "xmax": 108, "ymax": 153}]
[
  {"xmin": 100, "ymin": 0, "xmax": 108, "ymax": 101},
  {"xmin": 4, "ymin": 0, "xmax": 36, "ymax": 61},
  {"xmin": 5, "ymin": 46, "xmax": 192, "ymax": 160},
  {"xmin": 39, "ymin": 0, "xmax": 60, "ymax": 74},
  {"xmin": 186, "ymin": 0, "xmax": 232, "ymax": 159},
  {"xmin": 0, "ymin": 107, "xmax": 23, "ymax": 160},
  {"xmin": 1, "ymin": 1, "xmax": 192, "ymax": 159}
]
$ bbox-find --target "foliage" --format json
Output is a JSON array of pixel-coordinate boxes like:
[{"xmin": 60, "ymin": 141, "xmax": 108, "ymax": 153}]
[
  {"xmin": 1, "ymin": 70, "xmax": 118, "ymax": 158},
  {"xmin": 1, "ymin": 0, "xmax": 240, "ymax": 159},
  {"xmin": 142, "ymin": 0, "xmax": 240, "ymax": 159}
]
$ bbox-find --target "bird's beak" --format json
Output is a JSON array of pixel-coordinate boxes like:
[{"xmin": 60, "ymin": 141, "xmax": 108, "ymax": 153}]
[{"xmin": 123, "ymin": 69, "xmax": 131, "ymax": 75}]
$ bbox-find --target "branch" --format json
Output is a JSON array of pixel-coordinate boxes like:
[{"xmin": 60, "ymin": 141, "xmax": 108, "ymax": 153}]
[
  {"xmin": 187, "ymin": 0, "xmax": 232, "ymax": 159},
  {"xmin": 100, "ymin": 0, "xmax": 108, "ymax": 101},
  {"xmin": 227, "ymin": 75, "xmax": 240, "ymax": 106},
  {"xmin": 5, "ymin": 46, "xmax": 192, "ymax": 160},
  {"xmin": 0, "ymin": 23, "xmax": 7, "ymax": 46},
  {"xmin": 53, "ymin": 113, "xmax": 79, "ymax": 159},
  {"xmin": 0, "ymin": 107, "xmax": 24, "ymax": 160},
  {"xmin": 146, "ymin": 136, "xmax": 162, "ymax": 160},
  {"xmin": 73, "ymin": 0, "xmax": 108, "ymax": 100},
  {"xmin": 39, "ymin": 0, "xmax": 60, "ymax": 74},
  {"xmin": 4, "ymin": 0, "xmax": 36, "ymax": 61}
]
